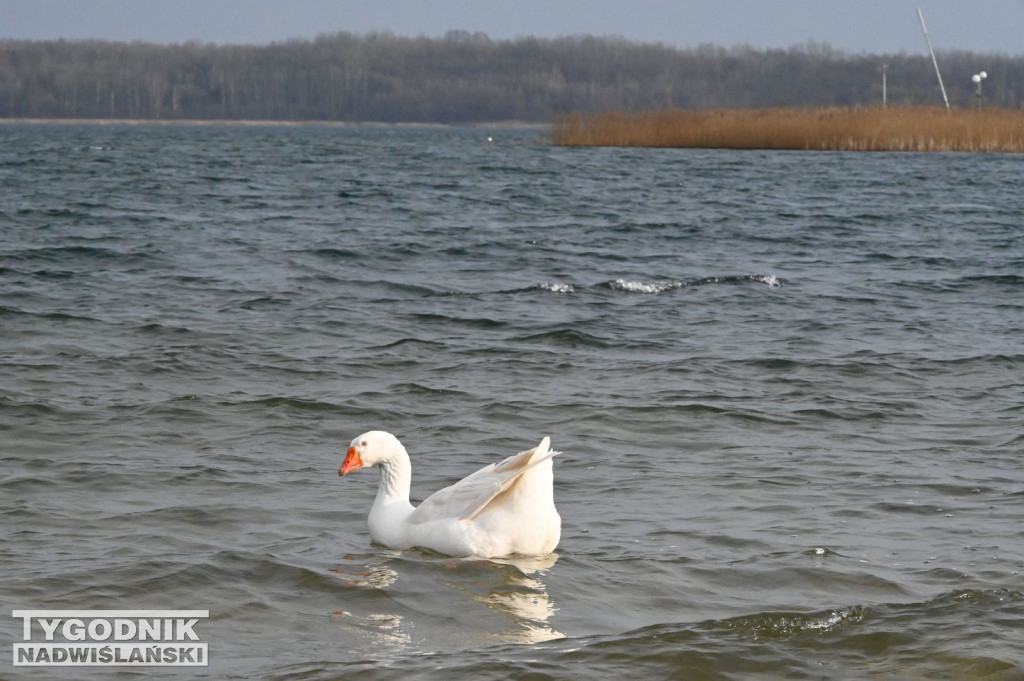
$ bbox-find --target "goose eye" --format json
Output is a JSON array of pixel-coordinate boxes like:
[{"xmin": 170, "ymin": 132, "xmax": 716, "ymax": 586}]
[{"xmin": 360, "ymin": 440, "xmax": 367, "ymax": 447}]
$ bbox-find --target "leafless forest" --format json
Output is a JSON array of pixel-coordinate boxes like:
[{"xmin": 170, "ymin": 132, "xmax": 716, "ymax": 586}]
[{"xmin": 1, "ymin": 31, "xmax": 1021, "ymax": 122}]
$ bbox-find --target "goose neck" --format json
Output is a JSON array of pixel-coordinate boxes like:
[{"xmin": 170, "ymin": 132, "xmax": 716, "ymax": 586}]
[{"xmin": 376, "ymin": 451, "xmax": 411, "ymax": 503}]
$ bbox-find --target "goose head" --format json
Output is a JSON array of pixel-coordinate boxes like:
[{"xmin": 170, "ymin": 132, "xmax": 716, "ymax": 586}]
[{"xmin": 339, "ymin": 430, "xmax": 404, "ymax": 476}]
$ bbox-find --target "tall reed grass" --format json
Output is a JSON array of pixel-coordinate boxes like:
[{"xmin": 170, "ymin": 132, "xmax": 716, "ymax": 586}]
[{"xmin": 553, "ymin": 107, "xmax": 1024, "ymax": 152}]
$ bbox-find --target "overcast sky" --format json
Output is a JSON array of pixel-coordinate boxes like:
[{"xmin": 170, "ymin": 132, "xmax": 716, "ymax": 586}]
[{"xmin": 1, "ymin": 0, "xmax": 1021, "ymax": 55}]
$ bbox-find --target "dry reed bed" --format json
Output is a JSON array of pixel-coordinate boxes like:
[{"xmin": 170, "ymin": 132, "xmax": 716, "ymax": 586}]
[{"xmin": 553, "ymin": 107, "xmax": 1024, "ymax": 152}]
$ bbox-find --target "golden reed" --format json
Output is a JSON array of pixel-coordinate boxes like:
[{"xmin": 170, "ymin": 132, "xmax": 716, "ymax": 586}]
[{"xmin": 553, "ymin": 107, "xmax": 1024, "ymax": 152}]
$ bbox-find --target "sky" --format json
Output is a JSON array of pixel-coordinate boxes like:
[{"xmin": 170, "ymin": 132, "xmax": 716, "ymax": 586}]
[{"xmin": 1, "ymin": 0, "xmax": 1022, "ymax": 56}]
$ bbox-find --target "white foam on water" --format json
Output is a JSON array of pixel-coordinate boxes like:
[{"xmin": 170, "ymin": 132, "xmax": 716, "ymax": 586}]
[
  {"xmin": 538, "ymin": 282, "xmax": 575, "ymax": 293},
  {"xmin": 610, "ymin": 279, "xmax": 682, "ymax": 294}
]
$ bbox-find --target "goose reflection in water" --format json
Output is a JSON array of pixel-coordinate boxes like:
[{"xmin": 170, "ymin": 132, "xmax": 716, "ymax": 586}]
[
  {"xmin": 479, "ymin": 554, "xmax": 564, "ymax": 643},
  {"xmin": 330, "ymin": 551, "xmax": 563, "ymax": 646}
]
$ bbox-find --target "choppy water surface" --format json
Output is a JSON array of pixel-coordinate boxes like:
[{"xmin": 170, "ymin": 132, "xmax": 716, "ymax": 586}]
[{"xmin": 1, "ymin": 124, "xmax": 1022, "ymax": 680}]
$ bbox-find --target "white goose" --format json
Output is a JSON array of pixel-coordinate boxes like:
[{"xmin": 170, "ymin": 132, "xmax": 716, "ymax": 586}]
[{"xmin": 339, "ymin": 431, "xmax": 561, "ymax": 558}]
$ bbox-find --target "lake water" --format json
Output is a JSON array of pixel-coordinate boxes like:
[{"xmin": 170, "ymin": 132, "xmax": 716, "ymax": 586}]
[{"xmin": 1, "ymin": 123, "xmax": 1022, "ymax": 680}]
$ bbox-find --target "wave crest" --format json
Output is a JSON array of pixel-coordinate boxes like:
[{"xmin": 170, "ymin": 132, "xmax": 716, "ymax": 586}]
[{"xmin": 606, "ymin": 274, "xmax": 782, "ymax": 294}]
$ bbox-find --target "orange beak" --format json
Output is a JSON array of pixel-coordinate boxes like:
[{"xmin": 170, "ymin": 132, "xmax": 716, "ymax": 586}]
[{"xmin": 340, "ymin": 446, "xmax": 364, "ymax": 476}]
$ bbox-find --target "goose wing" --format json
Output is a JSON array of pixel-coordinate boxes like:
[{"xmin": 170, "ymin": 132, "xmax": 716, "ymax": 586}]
[{"xmin": 409, "ymin": 437, "xmax": 557, "ymax": 524}]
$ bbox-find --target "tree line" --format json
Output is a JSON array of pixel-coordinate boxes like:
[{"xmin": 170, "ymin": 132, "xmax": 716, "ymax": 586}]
[{"xmin": 1, "ymin": 31, "xmax": 1021, "ymax": 122}]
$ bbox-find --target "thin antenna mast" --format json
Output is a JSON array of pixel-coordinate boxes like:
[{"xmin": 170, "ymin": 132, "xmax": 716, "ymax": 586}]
[
  {"xmin": 917, "ymin": 7, "xmax": 950, "ymax": 110},
  {"xmin": 882, "ymin": 63, "xmax": 888, "ymax": 106}
]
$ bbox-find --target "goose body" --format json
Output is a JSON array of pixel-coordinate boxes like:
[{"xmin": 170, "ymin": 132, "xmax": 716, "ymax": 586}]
[{"xmin": 339, "ymin": 431, "xmax": 561, "ymax": 558}]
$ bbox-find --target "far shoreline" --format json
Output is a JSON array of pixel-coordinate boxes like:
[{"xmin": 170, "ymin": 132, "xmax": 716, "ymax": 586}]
[{"xmin": 0, "ymin": 117, "xmax": 549, "ymax": 130}]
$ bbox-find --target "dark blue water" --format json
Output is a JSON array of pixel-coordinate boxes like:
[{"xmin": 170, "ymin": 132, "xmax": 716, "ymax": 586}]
[{"xmin": 1, "ymin": 123, "xmax": 1022, "ymax": 679}]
